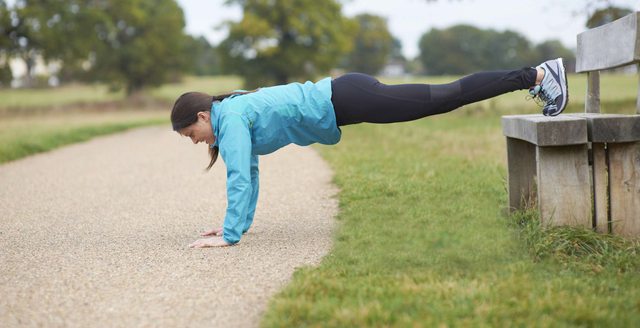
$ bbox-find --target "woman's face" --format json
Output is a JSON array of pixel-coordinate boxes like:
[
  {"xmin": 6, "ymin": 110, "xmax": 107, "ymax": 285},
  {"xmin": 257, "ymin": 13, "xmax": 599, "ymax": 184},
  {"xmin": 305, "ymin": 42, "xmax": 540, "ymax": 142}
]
[{"xmin": 178, "ymin": 111, "xmax": 216, "ymax": 145}]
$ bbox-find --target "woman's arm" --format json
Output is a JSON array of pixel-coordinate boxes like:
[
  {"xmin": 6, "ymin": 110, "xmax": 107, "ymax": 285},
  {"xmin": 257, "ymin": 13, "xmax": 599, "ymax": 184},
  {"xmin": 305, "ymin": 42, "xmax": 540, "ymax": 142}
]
[
  {"xmin": 217, "ymin": 113, "xmax": 254, "ymax": 245},
  {"xmin": 194, "ymin": 155, "xmax": 258, "ymax": 243},
  {"xmin": 188, "ymin": 114, "xmax": 254, "ymax": 248},
  {"xmin": 243, "ymin": 155, "xmax": 259, "ymax": 234}
]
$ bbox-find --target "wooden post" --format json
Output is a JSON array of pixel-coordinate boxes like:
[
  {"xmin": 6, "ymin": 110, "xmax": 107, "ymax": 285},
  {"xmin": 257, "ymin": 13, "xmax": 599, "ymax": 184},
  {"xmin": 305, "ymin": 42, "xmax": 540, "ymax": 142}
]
[
  {"xmin": 608, "ymin": 142, "xmax": 640, "ymax": 238},
  {"xmin": 506, "ymin": 137, "xmax": 537, "ymax": 211},
  {"xmin": 592, "ymin": 143, "xmax": 609, "ymax": 233},
  {"xmin": 536, "ymin": 145, "xmax": 592, "ymax": 227},
  {"xmin": 637, "ymin": 63, "xmax": 640, "ymax": 114},
  {"xmin": 586, "ymin": 71, "xmax": 601, "ymax": 114}
]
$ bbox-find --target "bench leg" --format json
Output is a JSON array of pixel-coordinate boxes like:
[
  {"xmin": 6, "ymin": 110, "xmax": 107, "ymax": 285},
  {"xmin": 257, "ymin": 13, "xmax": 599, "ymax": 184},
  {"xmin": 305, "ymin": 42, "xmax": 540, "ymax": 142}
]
[
  {"xmin": 506, "ymin": 137, "xmax": 537, "ymax": 212},
  {"xmin": 592, "ymin": 143, "xmax": 609, "ymax": 233},
  {"xmin": 609, "ymin": 142, "xmax": 640, "ymax": 238},
  {"xmin": 536, "ymin": 145, "xmax": 591, "ymax": 227}
]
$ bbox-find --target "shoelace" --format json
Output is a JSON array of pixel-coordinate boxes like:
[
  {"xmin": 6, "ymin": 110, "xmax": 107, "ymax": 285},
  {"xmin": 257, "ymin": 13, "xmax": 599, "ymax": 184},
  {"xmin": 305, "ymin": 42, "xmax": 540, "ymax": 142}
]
[
  {"xmin": 526, "ymin": 85, "xmax": 545, "ymax": 107},
  {"xmin": 527, "ymin": 81, "xmax": 558, "ymax": 109},
  {"xmin": 539, "ymin": 71, "xmax": 561, "ymax": 105}
]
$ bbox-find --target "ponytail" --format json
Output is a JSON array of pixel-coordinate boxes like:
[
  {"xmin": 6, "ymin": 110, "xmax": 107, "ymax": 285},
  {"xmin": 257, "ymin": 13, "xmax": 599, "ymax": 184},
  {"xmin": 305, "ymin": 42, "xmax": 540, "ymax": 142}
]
[{"xmin": 207, "ymin": 146, "xmax": 219, "ymax": 171}]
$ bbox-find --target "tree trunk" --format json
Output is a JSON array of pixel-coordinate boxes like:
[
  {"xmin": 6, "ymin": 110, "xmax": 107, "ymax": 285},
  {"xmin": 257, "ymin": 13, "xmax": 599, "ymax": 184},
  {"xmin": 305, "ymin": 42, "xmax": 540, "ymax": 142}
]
[
  {"xmin": 126, "ymin": 80, "xmax": 144, "ymax": 97},
  {"xmin": 22, "ymin": 53, "xmax": 35, "ymax": 88}
]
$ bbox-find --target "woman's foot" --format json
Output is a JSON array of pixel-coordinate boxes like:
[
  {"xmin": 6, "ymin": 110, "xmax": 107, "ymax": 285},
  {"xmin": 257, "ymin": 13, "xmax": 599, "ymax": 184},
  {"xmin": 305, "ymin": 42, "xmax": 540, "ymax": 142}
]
[{"xmin": 529, "ymin": 58, "xmax": 569, "ymax": 116}]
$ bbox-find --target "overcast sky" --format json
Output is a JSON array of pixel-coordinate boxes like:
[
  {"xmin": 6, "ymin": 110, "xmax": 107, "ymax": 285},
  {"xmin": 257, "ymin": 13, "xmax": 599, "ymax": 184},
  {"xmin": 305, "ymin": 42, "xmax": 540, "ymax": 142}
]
[{"xmin": 176, "ymin": 0, "xmax": 640, "ymax": 58}]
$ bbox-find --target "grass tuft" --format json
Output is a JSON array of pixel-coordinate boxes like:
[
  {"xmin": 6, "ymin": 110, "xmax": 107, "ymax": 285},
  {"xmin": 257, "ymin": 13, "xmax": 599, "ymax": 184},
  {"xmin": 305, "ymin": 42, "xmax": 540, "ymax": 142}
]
[{"xmin": 510, "ymin": 209, "xmax": 640, "ymax": 273}]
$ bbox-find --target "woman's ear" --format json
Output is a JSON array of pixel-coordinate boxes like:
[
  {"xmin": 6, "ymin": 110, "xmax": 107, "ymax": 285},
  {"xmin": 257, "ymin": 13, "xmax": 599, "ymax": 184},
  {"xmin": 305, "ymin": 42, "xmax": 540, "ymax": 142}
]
[{"xmin": 197, "ymin": 111, "xmax": 210, "ymax": 122}]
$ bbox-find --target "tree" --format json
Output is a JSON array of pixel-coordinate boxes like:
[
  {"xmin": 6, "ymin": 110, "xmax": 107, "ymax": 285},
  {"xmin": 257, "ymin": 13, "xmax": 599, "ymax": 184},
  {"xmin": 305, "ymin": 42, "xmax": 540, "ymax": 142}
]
[
  {"xmin": 343, "ymin": 14, "xmax": 394, "ymax": 75},
  {"xmin": 586, "ymin": 6, "xmax": 633, "ymax": 28},
  {"xmin": 9, "ymin": 0, "xmax": 108, "ymax": 85},
  {"xmin": 183, "ymin": 36, "xmax": 221, "ymax": 76},
  {"xmin": 88, "ymin": 0, "xmax": 188, "ymax": 94},
  {"xmin": 219, "ymin": 0, "xmax": 356, "ymax": 88},
  {"xmin": 1, "ymin": 0, "xmax": 100, "ymax": 86},
  {"xmin": 418, "ymin": 25, "xmax": 489, "ymax": 75},
  {"xmin": 0, "ymin": 0, "xmax": 12, "ymax": 86},
  {"xmin": 533, "ymin": 40, "xmax": 576, "ymax": 72},
  {"xmin": 418, "ymin": 25, "xmax": 536, "ymax": 75},
  {"xmin": 1, "ymin": 0, "xmax": 188, "ymax": 93},
  {"xmin": 390, "ymin": 37, "xmax": 405, "ymax": 63},
  {"xmin": 4, "ymin": 0, "xmax": 46, "ymax": 87}
]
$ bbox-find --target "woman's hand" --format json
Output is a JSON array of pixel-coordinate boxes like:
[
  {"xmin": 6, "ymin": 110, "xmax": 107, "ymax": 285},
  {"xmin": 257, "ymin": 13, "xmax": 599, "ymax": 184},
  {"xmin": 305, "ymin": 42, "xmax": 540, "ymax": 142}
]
[
  {"xmin": 200, "ymin": 227, "xmax": 223, "ymax": 237},
  {"xmin": 188, "ymin": 236, "xmax": 232, "ymax": 248}
]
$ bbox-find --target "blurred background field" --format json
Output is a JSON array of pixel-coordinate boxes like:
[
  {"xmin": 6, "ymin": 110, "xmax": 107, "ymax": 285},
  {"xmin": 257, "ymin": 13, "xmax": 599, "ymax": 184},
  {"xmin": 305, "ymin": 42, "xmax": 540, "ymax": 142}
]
[
  {"xmin": 0, "ymin": 83, "xmax": 124, "ymax": 109},
  {"xmin": 0, "ymin": 75, "xmax": 244, "ymax": 163},
  {"xmin": 382, "ymin": 73, "xmax": 639, "ymax": 115},
  {"xmin": 0, "ymin": 75, "xmax": 243, "ymax": 113},
  {"xmin": 1, "ymin": 72, "xmax": 633, "ymax": 114}
]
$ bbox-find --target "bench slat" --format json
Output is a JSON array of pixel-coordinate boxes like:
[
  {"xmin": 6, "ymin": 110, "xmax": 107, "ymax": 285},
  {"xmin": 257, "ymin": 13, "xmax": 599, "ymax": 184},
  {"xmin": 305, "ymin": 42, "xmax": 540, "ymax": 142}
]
[
  {"xmin": 502, "ymin": 114, "xmax": 587, "ymax": 146},
  {"xmin": 568, "ymin": 113, "xmax": 640, "ymax": 143},
  {"xmin": 576, "ymin": 12, "xmax": 640, "ymax": 72}
]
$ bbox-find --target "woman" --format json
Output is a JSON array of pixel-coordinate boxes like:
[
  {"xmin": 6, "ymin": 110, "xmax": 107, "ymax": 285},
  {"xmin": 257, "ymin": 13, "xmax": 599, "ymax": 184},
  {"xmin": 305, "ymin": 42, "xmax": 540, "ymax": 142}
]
[{"xmin": 171, "ymin": 58, "xmax": 568, "ymax": 248}]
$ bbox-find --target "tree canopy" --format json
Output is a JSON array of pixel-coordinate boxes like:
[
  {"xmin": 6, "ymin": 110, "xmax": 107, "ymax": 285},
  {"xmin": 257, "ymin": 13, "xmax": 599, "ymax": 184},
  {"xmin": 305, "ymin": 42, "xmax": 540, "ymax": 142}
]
[
  {"xmin": 183, "ymin": 36, "xmax": 221, "ymax": 76},
  {"xmin": 418, "ymin": 25, "xmax": 575, "ymax": 75},
  {"xmin": 87, "ymin": 0, "xmax": 188, "ymax": 94},
  {"xmin": 3, "ymin": 0, "xmax": 617, "ymax": 89},
  {"xmin": 0, "ymin": 0, "xmax": 12, "ymax": 86},
  {"xmin": 586, "ymin": 6, "xmax": 633, "ymax": 28},
  {"xmin": 1, "ymin": 0, "xmax": 188, "ymax": 93},
  {"xmin": 218, "ymin": 0, "xmax": 356, "ymax": 88},
  {"xmin": 342, "ymin": 14, "xmax": 394, "ymax": 75}
]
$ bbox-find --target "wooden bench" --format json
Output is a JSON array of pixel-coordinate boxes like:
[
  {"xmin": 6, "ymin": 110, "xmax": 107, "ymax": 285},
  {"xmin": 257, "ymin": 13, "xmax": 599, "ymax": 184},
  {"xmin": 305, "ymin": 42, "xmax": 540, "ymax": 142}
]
[{"xmin": 502, "ymin": 12, "xmax": 640, "ymax": 238}]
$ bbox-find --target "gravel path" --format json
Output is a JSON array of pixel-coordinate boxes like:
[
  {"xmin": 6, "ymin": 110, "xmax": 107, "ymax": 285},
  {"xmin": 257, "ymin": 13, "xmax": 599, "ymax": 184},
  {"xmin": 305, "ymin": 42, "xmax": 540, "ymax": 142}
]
[{"xmin": 0, "ymin": 126, "xmax": 338, "ymax": 327}]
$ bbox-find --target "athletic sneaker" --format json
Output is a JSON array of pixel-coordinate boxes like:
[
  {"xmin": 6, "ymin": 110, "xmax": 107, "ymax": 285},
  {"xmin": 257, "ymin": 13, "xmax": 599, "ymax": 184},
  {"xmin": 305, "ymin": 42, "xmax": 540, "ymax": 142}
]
[{"xmin": 529, "ymin": 58, "xmax": 569, "ymax": 116}]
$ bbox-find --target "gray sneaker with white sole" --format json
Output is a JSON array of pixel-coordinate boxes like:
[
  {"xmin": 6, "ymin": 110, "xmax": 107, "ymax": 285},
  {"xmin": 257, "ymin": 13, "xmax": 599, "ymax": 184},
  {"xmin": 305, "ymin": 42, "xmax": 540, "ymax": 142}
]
[{"xmin": 529, "ymin": 58, "xmax": 569, "ymax": 116}]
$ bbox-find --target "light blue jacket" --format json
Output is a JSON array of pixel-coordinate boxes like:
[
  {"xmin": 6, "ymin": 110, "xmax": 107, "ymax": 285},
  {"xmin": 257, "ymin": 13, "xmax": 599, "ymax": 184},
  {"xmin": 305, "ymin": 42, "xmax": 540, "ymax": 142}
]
[{"xmin": 210, "ymin": 77, "xmax": 341, "ymax": 244}]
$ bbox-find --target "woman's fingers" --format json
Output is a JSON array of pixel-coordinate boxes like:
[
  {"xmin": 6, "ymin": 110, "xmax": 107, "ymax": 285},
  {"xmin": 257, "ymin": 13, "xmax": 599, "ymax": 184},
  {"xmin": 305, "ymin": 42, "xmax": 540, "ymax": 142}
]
[
  {"xmin": 200, "ymin": 230, "xmax": 215, "ymax": 237},
  {"xmin": 188, "ymin": 237, "xmax": 232, "ymax": 248},
  {"xmin": 189, "ymin": 239, "xmax": 210, "ymax": 248},
  {"xmin": 200, "ymin": 227, "xmax": 223, "ymax": 236},
  {"xmin": 187, "ymin": 239, "xmax": 201, "ymax": 248}
]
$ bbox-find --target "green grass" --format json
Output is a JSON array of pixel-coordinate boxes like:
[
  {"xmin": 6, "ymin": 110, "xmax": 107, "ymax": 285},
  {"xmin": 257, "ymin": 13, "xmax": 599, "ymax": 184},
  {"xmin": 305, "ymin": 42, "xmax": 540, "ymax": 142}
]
[
  {"xmin": 0, "ymin": 110, "xmax": 169, "ymax": 164},
  {"xmin": 0, "ymin": 75, "xmax": 243, "ymax": 113},
  {"xmin": 511, "ymin": 210, "xmax": 640, "ymax": 274},
  {"xmin": 0, "ymin": 83, "xmax": 125, "ymax": 109},
  {"xmin": 261, "ymin": 74, "xmax": 640, "ymax": 327}
]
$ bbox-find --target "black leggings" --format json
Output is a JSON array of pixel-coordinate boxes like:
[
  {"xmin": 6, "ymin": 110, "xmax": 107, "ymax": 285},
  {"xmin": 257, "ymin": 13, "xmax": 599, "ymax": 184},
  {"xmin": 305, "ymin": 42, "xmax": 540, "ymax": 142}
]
[{"xmin": 330, "ymin": 68, "xmax": 537, "ymax": 126}]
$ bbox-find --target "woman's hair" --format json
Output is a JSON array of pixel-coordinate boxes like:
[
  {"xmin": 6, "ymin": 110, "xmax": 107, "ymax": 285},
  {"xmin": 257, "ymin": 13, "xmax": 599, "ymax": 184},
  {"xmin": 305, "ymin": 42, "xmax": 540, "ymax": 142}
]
[{"xmin": 170, "ymin": 90, "xmax": 257, "ymax": 171}]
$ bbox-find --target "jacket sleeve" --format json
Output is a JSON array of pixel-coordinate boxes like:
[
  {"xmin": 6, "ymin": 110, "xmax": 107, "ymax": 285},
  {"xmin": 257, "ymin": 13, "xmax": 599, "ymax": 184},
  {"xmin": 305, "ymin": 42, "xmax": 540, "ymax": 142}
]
[
  {"xmin": 218, "ymin": 114, "xmax": 253, "ymax": 244},
  {"xmin": 243, "ymin": 154, "xmax": 259, "ymax": 233}
]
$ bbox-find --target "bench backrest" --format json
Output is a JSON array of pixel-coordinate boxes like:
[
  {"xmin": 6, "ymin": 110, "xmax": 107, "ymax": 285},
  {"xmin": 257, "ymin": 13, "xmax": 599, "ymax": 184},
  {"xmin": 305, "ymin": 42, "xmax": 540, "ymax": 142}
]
[{"xmin": 575, "ymin": 12, "xmax": 640, "ymax": 114}]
